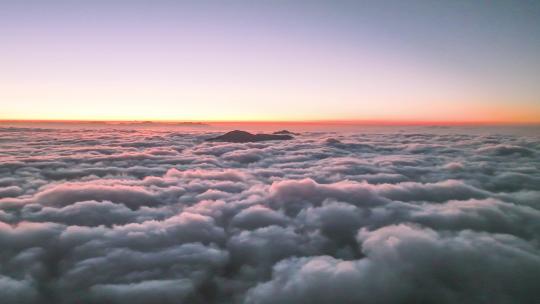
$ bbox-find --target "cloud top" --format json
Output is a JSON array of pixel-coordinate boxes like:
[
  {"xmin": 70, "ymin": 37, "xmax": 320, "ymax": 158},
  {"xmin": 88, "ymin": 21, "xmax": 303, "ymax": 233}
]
[{"xmin": 0, "ymin": 126, "xmax": 539, "ymax": 303}]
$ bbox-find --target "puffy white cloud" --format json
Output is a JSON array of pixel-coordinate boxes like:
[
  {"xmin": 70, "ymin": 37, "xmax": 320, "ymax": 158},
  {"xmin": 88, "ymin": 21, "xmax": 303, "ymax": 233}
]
[
  {"xmin": 231, "ymin": 205, "xmax": 289, "ymax": 230},
  {"xmin": 246, "ymin": 224, "xmax": 540, "ymax": 304},
  {"xmin": 34, "ymin": 183, "xmax": 161, "ymax": 209},
  {"xmin": 477, "ymin": 144, "xmax": 535, "ymax": 157},
  {"xmin": 0, "ymin": 126, "xmax": 539, "ymax": 303},
  {"xmin": 89, "ymin": 279, "xmax": 194, "ymax": 304}
]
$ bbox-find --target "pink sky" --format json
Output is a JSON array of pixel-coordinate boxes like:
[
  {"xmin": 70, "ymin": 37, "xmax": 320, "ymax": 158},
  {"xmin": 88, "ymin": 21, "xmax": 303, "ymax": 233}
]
[{"xmin": 1, "ymin": 1, "xmax": 539, "ymax": 123}]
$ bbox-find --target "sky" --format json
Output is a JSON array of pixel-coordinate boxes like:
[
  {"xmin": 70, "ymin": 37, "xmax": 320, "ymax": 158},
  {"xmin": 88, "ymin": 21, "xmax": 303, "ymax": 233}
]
[{"xmin": 0, "ymin": 0, "xmax": 539, "ymax": 123}]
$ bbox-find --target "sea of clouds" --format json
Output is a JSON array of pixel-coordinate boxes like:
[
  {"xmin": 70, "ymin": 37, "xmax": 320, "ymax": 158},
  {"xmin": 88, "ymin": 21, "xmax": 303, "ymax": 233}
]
[{"xmin": 0, "ymin": 126, "xmax": 539, "ymax": 303}]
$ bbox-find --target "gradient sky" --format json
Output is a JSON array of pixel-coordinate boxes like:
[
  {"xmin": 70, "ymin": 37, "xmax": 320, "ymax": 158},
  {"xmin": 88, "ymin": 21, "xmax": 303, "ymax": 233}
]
[{"xmin": 1, "ymin": 0, "xmax": 539, "ymax": 123}]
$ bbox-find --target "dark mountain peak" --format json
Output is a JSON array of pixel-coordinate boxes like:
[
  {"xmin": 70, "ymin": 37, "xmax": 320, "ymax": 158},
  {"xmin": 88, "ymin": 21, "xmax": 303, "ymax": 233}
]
[
  {"xmin": 273, "ymin": 130, "xmax": 299, "ymax": 135},
  {"xmin": 207, "ymin": 130, "xmax": 293, "ymax": 143}
]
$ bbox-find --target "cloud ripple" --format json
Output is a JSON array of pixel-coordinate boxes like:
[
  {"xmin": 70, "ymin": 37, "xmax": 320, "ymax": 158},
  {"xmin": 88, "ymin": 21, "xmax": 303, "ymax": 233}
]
[{"xmin": 0, "ymin": 126, "xmax": 539, "ymax": 303}]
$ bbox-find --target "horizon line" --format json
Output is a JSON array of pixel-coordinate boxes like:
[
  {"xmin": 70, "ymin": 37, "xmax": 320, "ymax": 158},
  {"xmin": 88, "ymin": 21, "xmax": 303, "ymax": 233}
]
[{"xmin": 1, "ymin": 118, "xmax": 540, "ymax": 126}]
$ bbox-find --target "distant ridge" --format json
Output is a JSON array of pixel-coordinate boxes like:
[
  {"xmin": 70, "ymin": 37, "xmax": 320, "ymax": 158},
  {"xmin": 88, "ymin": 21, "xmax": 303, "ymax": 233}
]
[
  {"xmin": 106, "ymin": 121, "xmax": 209, "ymax": 127},
  {"xmin": 273, "ymin": 130, "xmax": 299, "ymax": 135},
  {"xmin": 0, "ymin": 120, "xmax": 210, "ymax": 127},
  {"xmin": 206, "ymin": 130, "xmax": 294, "ymax": 143}
]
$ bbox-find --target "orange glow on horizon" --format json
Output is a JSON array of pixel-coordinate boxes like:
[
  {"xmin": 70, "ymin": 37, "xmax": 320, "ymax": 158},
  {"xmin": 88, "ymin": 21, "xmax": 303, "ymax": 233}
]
[{"xmin": 1, "ymin": 117, "xmax": 539, "ymax": 126}]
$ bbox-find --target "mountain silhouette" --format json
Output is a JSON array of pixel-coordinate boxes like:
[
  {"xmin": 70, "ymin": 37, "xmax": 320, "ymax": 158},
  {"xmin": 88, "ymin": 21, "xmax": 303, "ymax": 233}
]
[
  {"xmin": 273, "ymin": 130, "xmax": 299, "ymax": 135},
  {"xmin": 207, "ymin": 130, "xmax": 293, "ymax": 143}
]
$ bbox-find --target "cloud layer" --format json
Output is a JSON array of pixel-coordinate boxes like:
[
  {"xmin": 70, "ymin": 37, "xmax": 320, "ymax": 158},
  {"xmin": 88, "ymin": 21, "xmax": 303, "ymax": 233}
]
[{"xmin": 0, "ymin": 126, "xmax": 539, "ymax": 303}]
